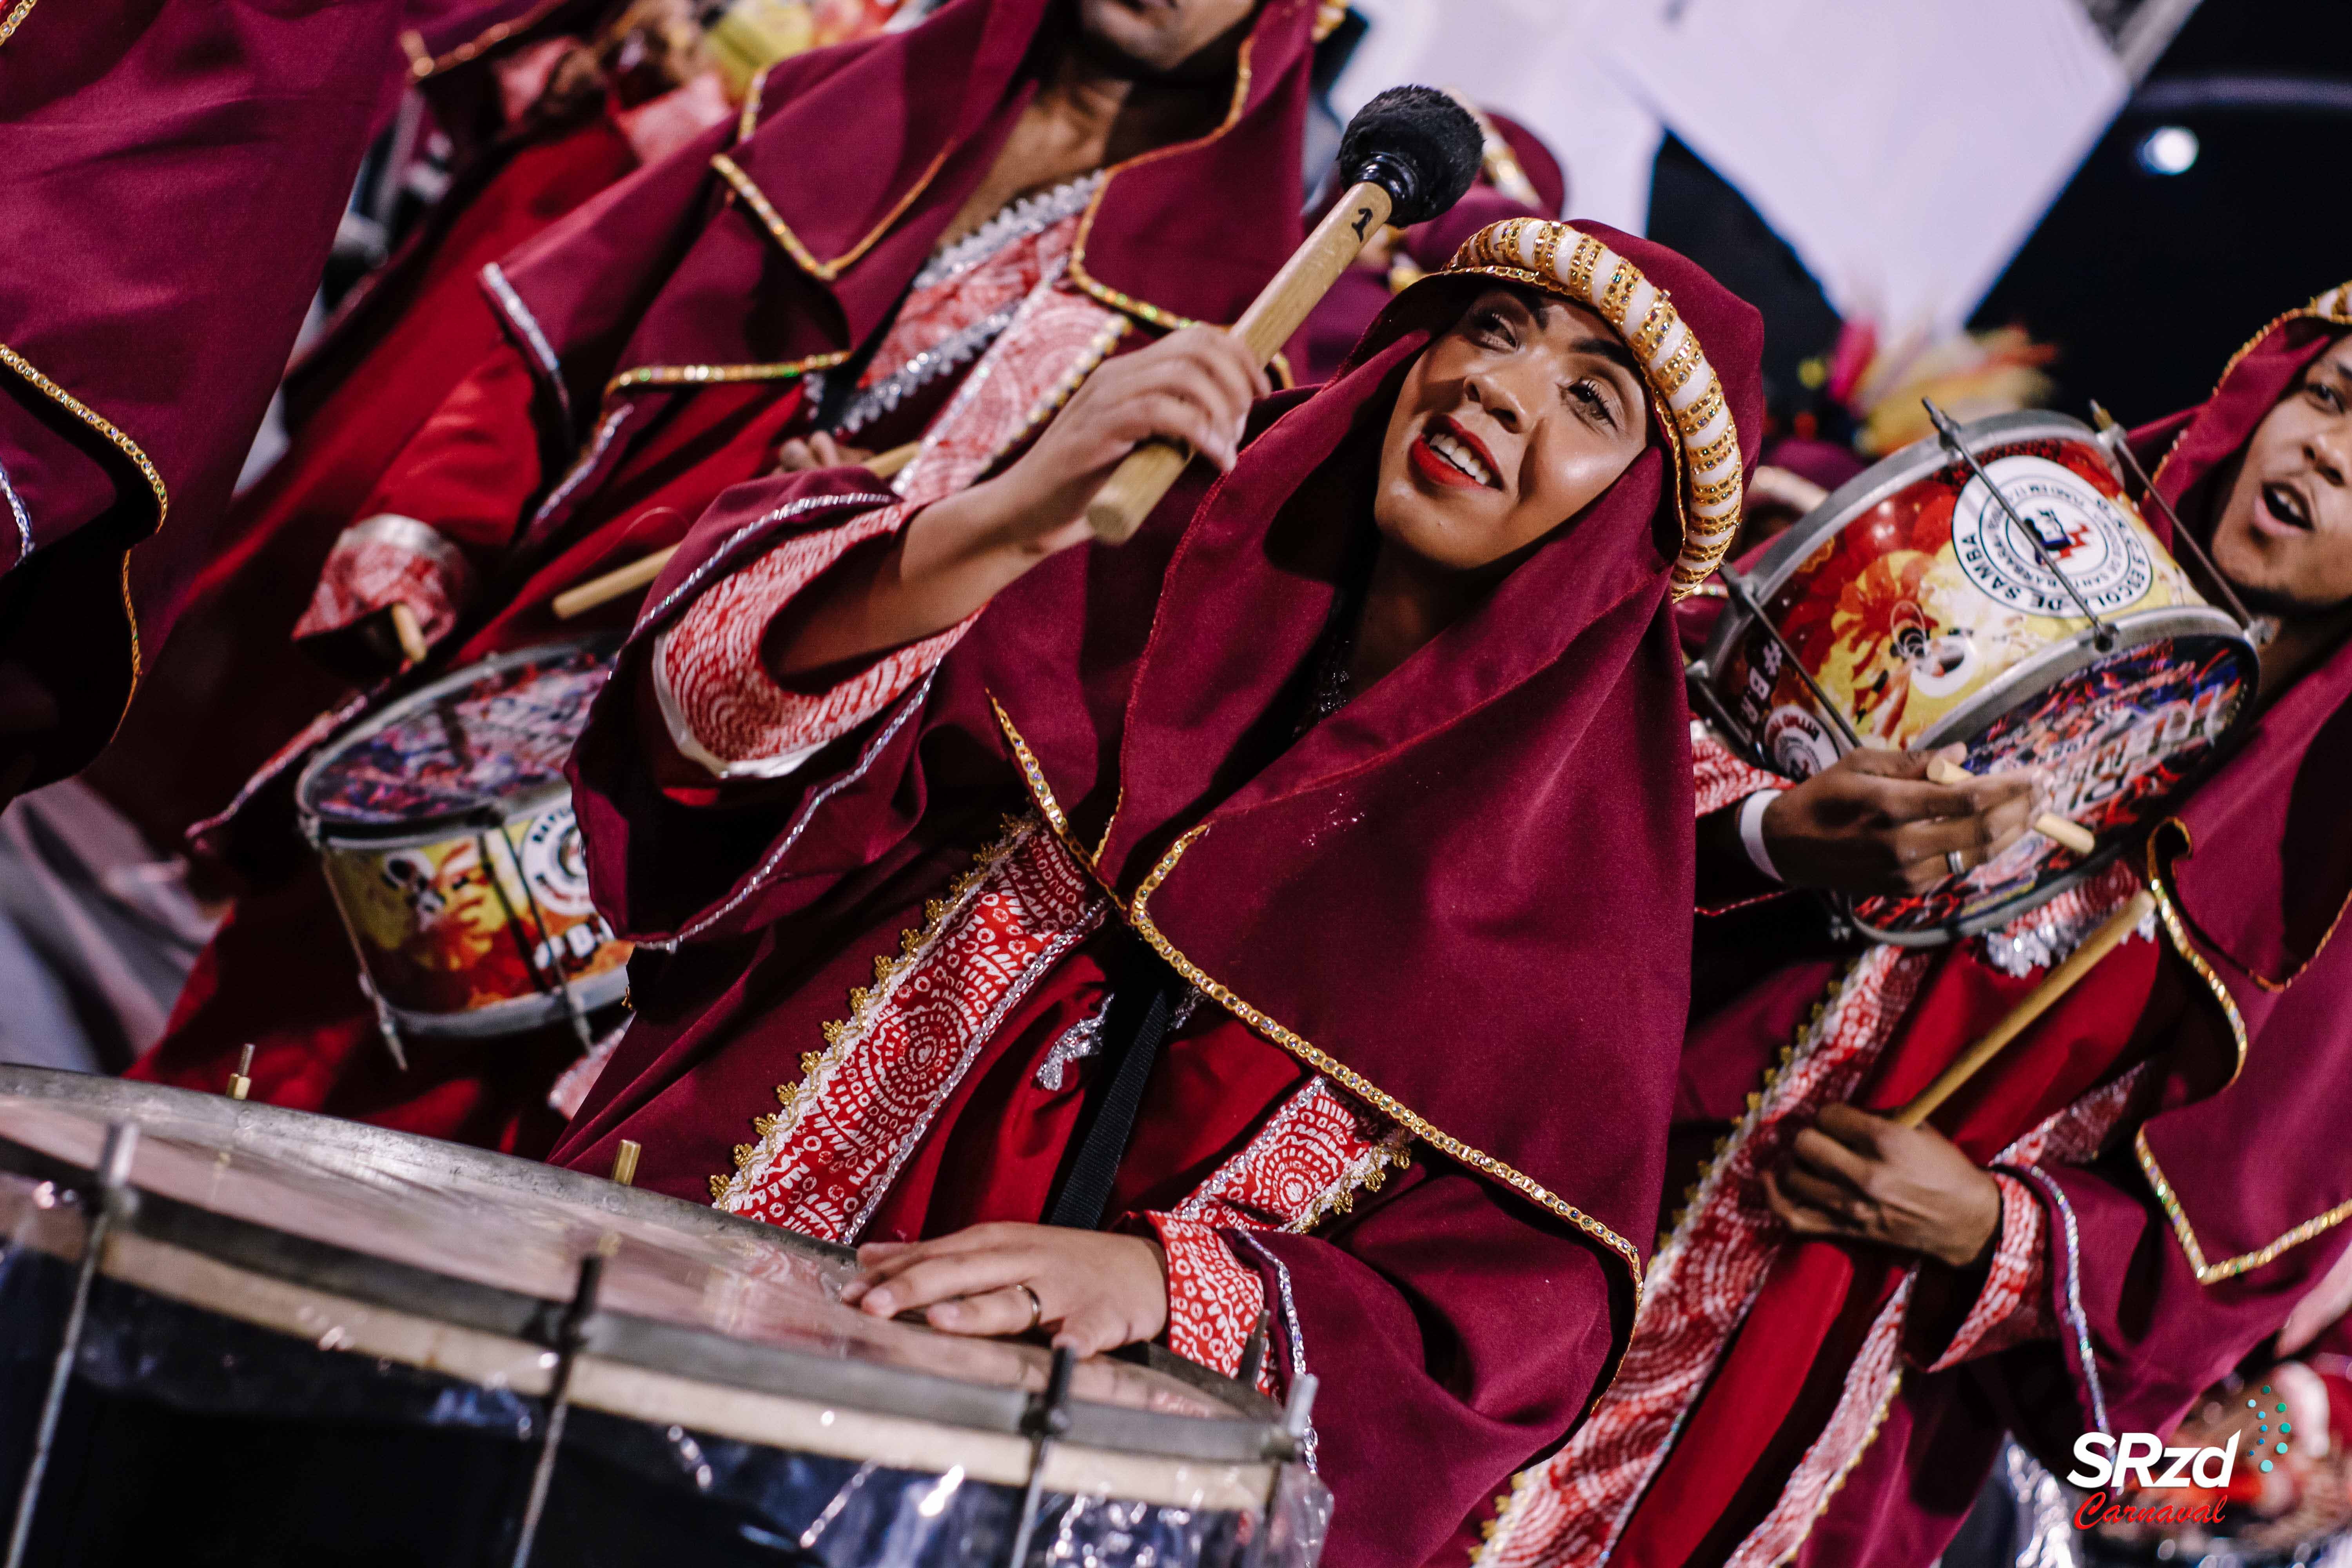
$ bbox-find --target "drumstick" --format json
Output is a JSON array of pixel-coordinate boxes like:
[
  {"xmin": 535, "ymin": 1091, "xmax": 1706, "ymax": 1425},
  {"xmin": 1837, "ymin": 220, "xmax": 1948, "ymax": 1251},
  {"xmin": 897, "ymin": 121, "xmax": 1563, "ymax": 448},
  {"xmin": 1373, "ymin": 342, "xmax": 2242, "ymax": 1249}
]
[
  {"xmin": 389, "ymin": 602, "xmax": 429, "ymax": 665},
  {"xmin": 227, "ymin": 1044, "xmax": 255, "ymax": 1103},
  {"xmin": 550, "ymin": 439, "xmax": 920, "ymax": 621},
  {"xmin": 1924, "ymin": 755, "xmax": 2097, "ymax": 857},
  {"xmin": 1891, "ymin": 887, "xmax": 2156, "ymax": 1127},
  {"xmin": 1084, "ymin": 87, "xmax": 1483, "ymax": 544},
  {"xmin": 609, "ymin": 1139, "xmax": 642, "ymax": 1187},
  {"xmin": 2089, "ymin": 401, "xmax": 2254, "ymax": 628}
]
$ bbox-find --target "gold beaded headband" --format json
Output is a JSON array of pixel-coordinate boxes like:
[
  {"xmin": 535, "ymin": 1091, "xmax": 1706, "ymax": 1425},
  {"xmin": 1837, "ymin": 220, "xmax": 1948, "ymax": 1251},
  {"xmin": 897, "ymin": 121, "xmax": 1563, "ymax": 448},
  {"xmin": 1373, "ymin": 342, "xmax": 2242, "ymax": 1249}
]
[{"xmin": 1437, "ymin": 219, "xmax": 1745, "ymax": 600}]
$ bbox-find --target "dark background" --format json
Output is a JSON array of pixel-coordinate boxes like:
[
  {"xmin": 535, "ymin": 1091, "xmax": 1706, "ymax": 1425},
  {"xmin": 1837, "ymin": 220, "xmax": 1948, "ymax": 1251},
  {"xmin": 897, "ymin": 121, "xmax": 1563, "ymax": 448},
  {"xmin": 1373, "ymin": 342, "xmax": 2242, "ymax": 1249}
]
[{"xmin": 1645, "ymin": 0, "xmax": 2352, "ymax": 436}]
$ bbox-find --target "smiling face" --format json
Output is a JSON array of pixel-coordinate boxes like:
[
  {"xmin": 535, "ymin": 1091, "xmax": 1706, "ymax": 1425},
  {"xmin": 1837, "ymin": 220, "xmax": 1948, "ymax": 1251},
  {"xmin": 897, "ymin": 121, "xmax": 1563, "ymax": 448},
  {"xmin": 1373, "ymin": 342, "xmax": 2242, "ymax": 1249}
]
[
  {"xmin": 1076, "ymin": 0, "xmax": 1257, "ymax": 76},
  {"xmin": 1372, "ymin": 286, "xmax": 1653, "ymax": 577},
  {"xmin": 2210, "ymin": 334, "xmax": 2352, "ymax": 615}
]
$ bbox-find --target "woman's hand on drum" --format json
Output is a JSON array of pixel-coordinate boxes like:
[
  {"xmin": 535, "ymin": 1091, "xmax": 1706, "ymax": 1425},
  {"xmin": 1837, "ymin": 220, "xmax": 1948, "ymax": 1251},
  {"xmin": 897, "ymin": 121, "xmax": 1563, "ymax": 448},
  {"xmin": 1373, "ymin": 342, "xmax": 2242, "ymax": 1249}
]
[
  {"xmin": 1760, "ymin": 745, "xmax": 2041, "ymax": 896},
  {"xmin": 841, "ymin": 1223, "xmax": 1169, "ymax": 1357}
]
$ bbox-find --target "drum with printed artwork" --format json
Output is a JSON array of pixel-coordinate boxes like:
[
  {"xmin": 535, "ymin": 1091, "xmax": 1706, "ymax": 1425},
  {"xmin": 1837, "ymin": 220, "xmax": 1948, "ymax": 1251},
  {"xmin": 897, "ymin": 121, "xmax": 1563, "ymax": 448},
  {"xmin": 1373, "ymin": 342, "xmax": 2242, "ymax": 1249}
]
[
  {"xmin": 1695, "ymin": 411, "xmax": 2259, "ymax": 943},
  {"xmin": 295, "ymin": 642, "xmax": 629, "ymax": 1040}
]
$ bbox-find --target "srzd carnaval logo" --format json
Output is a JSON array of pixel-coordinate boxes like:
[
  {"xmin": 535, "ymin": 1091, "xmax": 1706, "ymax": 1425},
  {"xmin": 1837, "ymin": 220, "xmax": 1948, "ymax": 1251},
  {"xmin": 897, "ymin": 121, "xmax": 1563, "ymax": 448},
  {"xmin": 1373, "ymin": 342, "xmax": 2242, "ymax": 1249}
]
[{"xmin": 2067, "ymin": 1432, "xmax": 2241, "ymax": 1529}]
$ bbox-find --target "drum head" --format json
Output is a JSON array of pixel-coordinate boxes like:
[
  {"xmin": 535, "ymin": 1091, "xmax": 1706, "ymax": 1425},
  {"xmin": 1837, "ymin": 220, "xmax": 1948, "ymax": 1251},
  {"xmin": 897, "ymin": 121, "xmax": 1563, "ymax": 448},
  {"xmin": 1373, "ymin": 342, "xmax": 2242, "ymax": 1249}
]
[
  {"xmin": 1699, "ymin": 411, "xmax": 2259, "ymax": 944},
  {"xmin": 296, "ymin": 642, "xmax": 615, "ymax": 838}
]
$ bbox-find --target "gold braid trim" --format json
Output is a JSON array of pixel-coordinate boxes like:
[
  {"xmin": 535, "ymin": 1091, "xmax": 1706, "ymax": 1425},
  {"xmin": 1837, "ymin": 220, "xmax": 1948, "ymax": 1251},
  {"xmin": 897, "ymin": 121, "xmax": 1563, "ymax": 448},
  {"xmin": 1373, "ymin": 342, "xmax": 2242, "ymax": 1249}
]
[
  {"xmin": 2135, "ymin": 823, "xmax": 2352, "ymax": 1283},
  {"xmin": 0, "ymin": 0, "xmax": 38, "ymax": 48},
  {"xmin": 1771, "ymin": 1370, "xmax": 1906, "ymax": 1567},
  {"xmin": 986, "ymin": 698, "xmax": 1645, "ymax": 1312},
  {"xmin": 710, "ymin": 146, "xmax": 953, "ymax": 284},
  {"xmin": 709, "ymin": 813, "xmax": 1036, "ymax": 1206},
  {"xmin": 402, "ymin": 0, "xmax": 570, "ymax": 79},
  {"xmin": 1063, "ymin": 33, "xmax": 1255, "ymax": 334},
  {"xmin": 0, "ymin": 341, "xmax": 171, "ymax": 696}
]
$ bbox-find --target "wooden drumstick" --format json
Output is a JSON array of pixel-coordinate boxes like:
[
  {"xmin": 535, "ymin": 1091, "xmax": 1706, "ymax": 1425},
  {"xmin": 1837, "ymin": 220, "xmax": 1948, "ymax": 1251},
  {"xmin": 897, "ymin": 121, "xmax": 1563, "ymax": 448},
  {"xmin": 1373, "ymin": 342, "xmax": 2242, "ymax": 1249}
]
[
  {"xmin": 1892, "ymin": 887, "xmax": 2156, "ymax": 1127},
  {"xmin": 389, "ymin": 602, "xmax": 430, "ymax": 666},
  {"xmin": 550, "ymin": 439, "xmax": 920, "ymax": 621},
  {"xmin": 227, "ymin": 1043, "xmax": 255, "ymax": 1103},
  {"xmin": 610, "ymin": 1139, "xmax": 642, "ymax": 1187},
  {"xmin": 1084, "ymin": 87, "xmax": 1484, "ymax": 544},
  {"xmin": 1924, "ymin": 755, "xmax": 2097, "ymax": 857}
]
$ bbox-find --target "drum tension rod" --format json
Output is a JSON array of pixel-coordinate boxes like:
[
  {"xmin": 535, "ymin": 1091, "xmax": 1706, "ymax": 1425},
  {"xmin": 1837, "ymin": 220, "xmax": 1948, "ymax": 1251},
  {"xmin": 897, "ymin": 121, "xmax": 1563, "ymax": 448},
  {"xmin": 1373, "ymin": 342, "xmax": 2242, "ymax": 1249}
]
[
  {"xmin": 5, "ymin": 1122, "xmax": 138, "ymax": 1568},
  {"xmin": 1004, "ymin": 1346, "xmax": 1078, "ymax": 1568},
  {"xmin": 2089, "ymin": 400, "xmax": 2255, "ymax": 629},
  {"xmin": 506, "ymin": 1252, "xmax": 605, "ymax": 1568},
  {"xmin": 1714, "ymin": 565, "xmax": 1867, "ymax": 755},
  {"xmin": 1924, "ymin": 399, "xmax": 2118, "ymax": 652}
]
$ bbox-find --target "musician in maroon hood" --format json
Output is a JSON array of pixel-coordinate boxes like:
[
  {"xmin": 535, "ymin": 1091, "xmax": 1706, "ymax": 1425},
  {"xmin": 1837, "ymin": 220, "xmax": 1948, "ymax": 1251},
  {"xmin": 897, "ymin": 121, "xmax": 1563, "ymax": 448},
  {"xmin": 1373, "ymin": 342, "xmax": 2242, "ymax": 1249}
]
[
  {"xmin": 129, "ymin": 0, "xmax": 1326, "ymax": 1149},
  {"xmin": 1485, "ymin": 282, "xmax": 2352, "ymax": 1568},
  {"xmin": 543, "ymin": 218, "xmax": 1762, "ymax": 1566}
]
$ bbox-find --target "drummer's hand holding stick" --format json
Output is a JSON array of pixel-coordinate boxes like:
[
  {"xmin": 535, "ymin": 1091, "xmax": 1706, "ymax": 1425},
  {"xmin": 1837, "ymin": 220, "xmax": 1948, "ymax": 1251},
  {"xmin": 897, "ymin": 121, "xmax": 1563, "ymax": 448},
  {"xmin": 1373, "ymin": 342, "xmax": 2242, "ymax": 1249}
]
[
  {"xmin": 763, "ymin": 331, "xmax": 1266, "ymax": 681},
  {"xmin": 842, "ymin": 1224, "xmax": 1171, "ymax": 1357},
  {"xmin": 1745, "ymin": 744, "xmax": 2042, "ymax": 896}
]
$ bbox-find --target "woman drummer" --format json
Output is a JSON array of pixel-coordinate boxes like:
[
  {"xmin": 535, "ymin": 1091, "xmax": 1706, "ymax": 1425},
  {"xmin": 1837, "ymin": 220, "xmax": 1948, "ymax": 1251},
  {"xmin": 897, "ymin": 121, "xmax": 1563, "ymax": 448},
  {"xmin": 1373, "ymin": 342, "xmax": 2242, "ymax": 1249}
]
[{"xmin": 548, "ymin": 218, "xmax": 1764, "ymax": 1564}]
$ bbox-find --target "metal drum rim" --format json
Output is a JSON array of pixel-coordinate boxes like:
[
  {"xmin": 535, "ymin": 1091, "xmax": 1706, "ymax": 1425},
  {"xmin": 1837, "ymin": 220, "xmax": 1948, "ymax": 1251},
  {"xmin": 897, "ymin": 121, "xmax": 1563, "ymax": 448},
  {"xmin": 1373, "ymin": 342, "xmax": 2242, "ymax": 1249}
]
[
  {"xmin": 0, "ymin": 1067, "xmax": 1287, "ymax": 1464},
  {"xmin": 1699, "ymin": 409, "xmax": 2116, "ymax": 686},
  {"xmin": 385, "ymin": 965, "xmax": 631, "ymax": 1037},
  {"xmin": 294, "ymin": 637, "xmax": 616, "ymax": 841}
]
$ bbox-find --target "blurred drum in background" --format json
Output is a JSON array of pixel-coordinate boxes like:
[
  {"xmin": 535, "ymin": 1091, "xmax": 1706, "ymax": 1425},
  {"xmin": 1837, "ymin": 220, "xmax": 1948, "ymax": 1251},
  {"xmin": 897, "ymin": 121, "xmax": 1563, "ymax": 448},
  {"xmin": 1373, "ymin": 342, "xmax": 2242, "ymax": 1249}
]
[
  {"xmin": 1693, "ymin": 410, "xmax": 2258, "ymax": 943},
  {"xmin": 0, "ymin": 1067, "xmax": 1323, "ymax": 1568},
  {"xmin": 296, "ymin": 643, "xmax": 630, "ymax": 1061}
]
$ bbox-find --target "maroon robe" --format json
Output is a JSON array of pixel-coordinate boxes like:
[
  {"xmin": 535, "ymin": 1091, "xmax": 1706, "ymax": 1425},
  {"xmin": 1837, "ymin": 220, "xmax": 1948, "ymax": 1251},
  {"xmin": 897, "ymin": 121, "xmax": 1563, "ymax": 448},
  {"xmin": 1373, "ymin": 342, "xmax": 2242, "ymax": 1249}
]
[
  {"xmin": 0, "ymin": 0, "xmax": 437, "ymax": 799},
  {"xmin": 127, "ymin": 0, "xmax": 1324, "ymax": 1146},
  {"xmin": 546, "ymin": 224, "xmax": 1766, "ymax": 1568}
]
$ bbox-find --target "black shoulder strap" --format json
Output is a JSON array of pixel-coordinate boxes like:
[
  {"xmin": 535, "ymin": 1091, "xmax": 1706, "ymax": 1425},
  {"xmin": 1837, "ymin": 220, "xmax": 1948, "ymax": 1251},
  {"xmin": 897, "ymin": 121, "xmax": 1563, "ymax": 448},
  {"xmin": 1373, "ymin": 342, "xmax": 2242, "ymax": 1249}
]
[{"xmin": 1045, "ymin": 936, "xmax": 1185, "ymax": 1231}]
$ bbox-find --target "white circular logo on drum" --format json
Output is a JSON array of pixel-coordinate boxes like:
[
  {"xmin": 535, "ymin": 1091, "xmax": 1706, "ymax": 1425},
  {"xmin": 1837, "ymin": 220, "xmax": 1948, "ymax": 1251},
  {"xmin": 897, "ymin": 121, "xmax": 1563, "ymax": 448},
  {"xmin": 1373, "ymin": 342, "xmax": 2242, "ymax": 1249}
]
[
  {"xmin": 517, "ymin": 803, "xmax": 595, "ymax": 917},
  {"xmin": 1950, "ymin": 455, "xmax": 2153, "ymax": 618}
]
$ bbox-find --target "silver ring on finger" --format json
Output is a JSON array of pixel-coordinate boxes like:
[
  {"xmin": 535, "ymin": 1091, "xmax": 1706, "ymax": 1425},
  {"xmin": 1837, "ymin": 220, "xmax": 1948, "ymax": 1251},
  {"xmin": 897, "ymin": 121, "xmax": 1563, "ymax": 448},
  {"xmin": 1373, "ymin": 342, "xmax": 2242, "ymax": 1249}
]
[
  {"xmin": 1014, "ymin": 1281, "xmax": 1044, "ymax": 1334},
  {"xmin": 1946, "ymin": 848, "xmax": 1967, "ymax": 878}
]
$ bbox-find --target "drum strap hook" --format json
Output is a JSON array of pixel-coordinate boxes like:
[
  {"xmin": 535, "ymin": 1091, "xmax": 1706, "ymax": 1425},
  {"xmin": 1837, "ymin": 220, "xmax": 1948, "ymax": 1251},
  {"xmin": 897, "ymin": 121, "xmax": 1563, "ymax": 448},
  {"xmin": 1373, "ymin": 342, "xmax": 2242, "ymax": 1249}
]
[
  {"xmin": 5, "ymin": 1122, "xmax": 138, "ymax": 1568},
  {"xmin": 1004, "ymin": 1345, "xmax": 1078, "ymax": 1568},
  {"xmin": 505, "ymin": 1252, "xmax": 604, "ymax": 1568}
]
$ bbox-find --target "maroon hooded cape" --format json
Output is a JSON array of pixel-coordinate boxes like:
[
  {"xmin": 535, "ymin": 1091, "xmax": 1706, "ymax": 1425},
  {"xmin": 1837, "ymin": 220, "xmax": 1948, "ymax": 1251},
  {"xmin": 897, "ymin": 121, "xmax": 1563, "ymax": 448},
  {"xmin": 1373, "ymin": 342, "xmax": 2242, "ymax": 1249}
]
[
  {"xmin": 129, "ymin": 0, "xmax": 1322, "ymax": 1148},
  {"xmin": 0, "ymin": 0, "xmax": 449, "ymax": 798},
  {"xmin": 1601, "ymin": 284, "xmax": 2352, "ymax": 1568},
  {"xmin": 547, "ymin": 221, "xmax": 1764, "ymax": 1566}
]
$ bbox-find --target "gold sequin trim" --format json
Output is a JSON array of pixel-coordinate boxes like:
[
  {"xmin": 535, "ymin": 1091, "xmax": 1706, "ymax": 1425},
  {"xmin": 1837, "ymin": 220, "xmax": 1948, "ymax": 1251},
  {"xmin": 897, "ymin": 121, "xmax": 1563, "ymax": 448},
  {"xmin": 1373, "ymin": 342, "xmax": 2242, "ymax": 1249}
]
[
  {"xmin": 708, "ymin": 814, "xmax": 1036, "ymax": 1207},
  {"xmin": 2136, "ymin": 1127, "xmax": 2352, "ymax": 1285},
  {"xmin": 1123, "ymin": 833, "xmax": 1646, "ymax": 1312},
  {"xmin": 0, "ymin": 0, "xmax": 38, "ymax": 47},
  {"xmin": 737, "ymin": 65, "xmax": 768, "ymax": 143},
  {"xmin": 1673, "ymin": 377, "xmax": 1726, "ymax": 438},
  {"xmin": 604, "ymin": 351, "xmax": 846, "ymax": 396},
  {"xmin": 2135, "ymin": 824, "xmax": 2352, "ymax": 1283},
  {"xmin": 1691, "ymin": 472, "xmax": 1742, "ymax": 509},
  {"xmin": 711, "ymin": 147, "xmax": 953, "ymax": 284},
  {"xmin": 402, "ymin": 0, "xmax": 568, "ymax": 79},
  {"xmin": 0, "ymin": 341, "xmax": 170, "ymax": 691},
  {"xmin": 1657, "ymin": 333, "xmax": 1707, "ymax": 396},
  {"xmin": 1530, "ymin": 223, "xmax": 1563, "ymax": 287},
  {"xmin": 1065, "ymin": 33, "xmax": 1255, "ymax": 333},
  {"xmin": 1631, "ymin": 296, "xmax": 1677, "ymax": 363},
  {"xmin": 1598, "ymin": 263, "xmax": 1638, "ymax": 327},
  {"xmin": 1564, "ymin": 236, "xmax": 1603, "ymax": 301}
]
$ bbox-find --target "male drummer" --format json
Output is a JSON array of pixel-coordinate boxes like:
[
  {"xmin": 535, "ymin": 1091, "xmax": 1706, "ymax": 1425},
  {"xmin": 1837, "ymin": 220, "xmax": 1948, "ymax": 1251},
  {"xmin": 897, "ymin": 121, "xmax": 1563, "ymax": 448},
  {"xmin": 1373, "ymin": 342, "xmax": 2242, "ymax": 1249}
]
[
  {"xmin": 1483, "ymin": 285, "xmax": 2352, "ymax": 1568},
  {"xmin": 129, "ymin": 0, "xmax": 1330, "ymax": 1150}
]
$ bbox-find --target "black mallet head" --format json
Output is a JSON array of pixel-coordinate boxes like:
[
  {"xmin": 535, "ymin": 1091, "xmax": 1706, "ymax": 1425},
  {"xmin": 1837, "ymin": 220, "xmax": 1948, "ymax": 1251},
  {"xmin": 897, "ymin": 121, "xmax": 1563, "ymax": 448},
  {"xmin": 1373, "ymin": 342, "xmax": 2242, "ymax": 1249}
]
[{"xmin": 1336, "ymin": 85, "xmax": 1485, "ymax": 229}]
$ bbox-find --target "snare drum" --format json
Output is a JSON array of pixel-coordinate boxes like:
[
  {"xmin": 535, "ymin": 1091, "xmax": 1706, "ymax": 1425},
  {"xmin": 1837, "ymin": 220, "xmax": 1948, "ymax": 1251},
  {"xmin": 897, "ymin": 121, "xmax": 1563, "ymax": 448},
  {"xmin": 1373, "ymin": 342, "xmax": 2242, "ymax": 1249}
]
[
  {"xmin": 296, "ymin": 643, "xmax": 630, "ymax": 1045},
  {"xmin": 1696, "ymin": 411, "xmax": 2259, "ymax": 942},
  {"xmin": 0, "ymin": 1067, "xmax": 1322, "ymax": 1568}
]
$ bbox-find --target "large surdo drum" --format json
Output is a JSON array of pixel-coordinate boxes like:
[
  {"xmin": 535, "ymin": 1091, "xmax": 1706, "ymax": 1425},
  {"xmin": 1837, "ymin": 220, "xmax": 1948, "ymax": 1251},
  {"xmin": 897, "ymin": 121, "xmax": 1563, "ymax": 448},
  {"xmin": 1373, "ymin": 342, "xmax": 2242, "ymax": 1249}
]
[
  {"xmin": 296, "ymin": 643, "xmax": 630, "ymax": 1049},
  {"xmin": 0, "ymin": 1068, "xmax": 1321, "ymax": 1566},
  {"xmin": 1695, "ymin": 411, "xmax": 2259, "ymax": 942}
]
